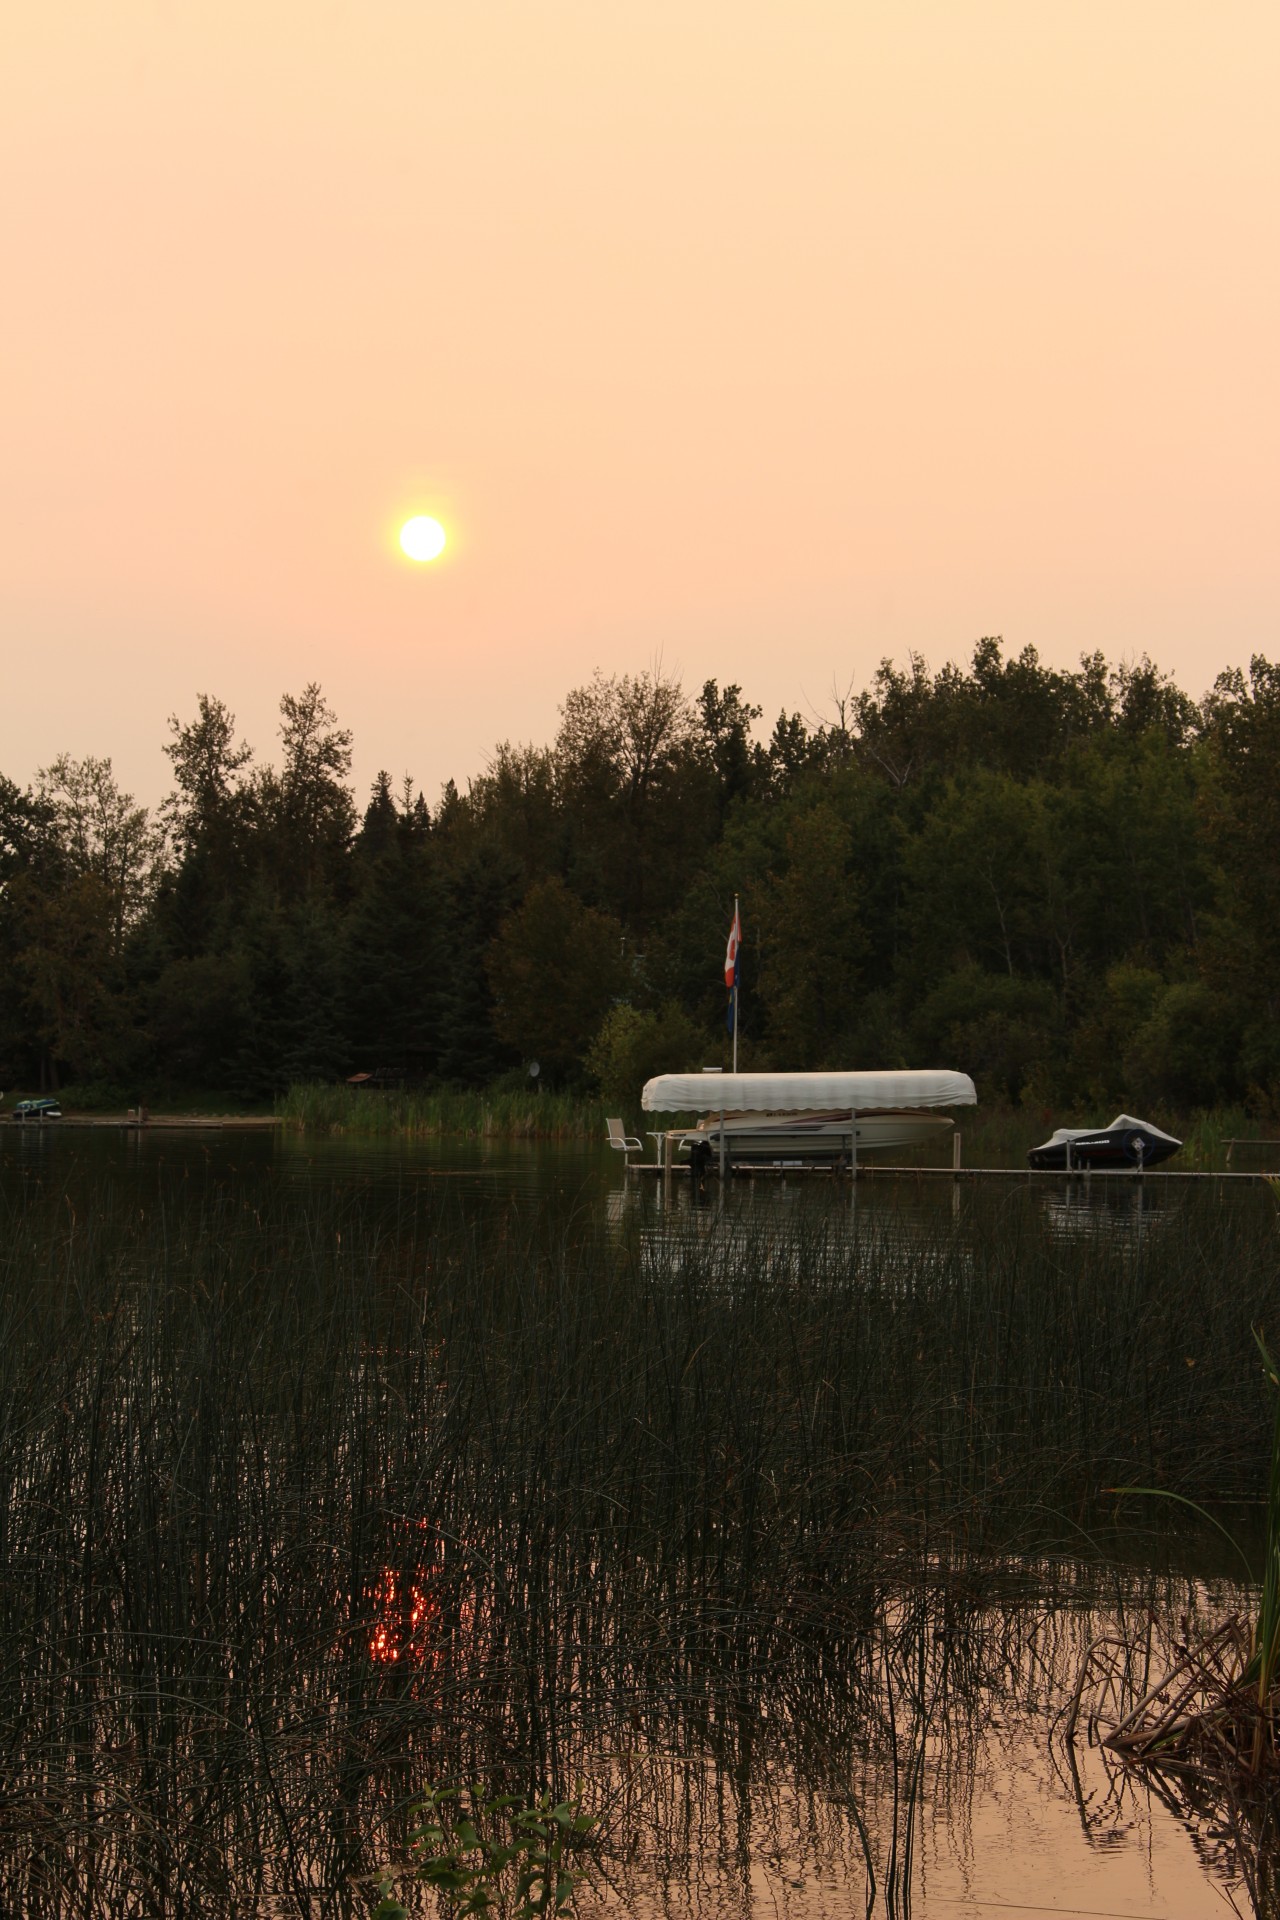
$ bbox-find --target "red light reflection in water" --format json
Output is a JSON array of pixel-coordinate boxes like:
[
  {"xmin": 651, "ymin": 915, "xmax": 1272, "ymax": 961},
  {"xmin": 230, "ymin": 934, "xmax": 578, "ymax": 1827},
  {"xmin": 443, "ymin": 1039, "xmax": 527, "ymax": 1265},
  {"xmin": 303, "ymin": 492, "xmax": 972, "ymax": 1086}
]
[{"xmin": 368, "ymin": 1567, "xmax": 442, "ymax": 1665}]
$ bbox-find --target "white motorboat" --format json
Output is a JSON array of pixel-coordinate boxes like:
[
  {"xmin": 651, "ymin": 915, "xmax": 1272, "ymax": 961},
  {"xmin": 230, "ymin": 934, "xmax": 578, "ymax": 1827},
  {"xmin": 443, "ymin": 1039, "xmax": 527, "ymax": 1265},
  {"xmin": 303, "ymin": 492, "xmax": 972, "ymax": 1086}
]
[{"xmin": 640, "ymin": 1069, "xmax": 977, "ymax": 1169}]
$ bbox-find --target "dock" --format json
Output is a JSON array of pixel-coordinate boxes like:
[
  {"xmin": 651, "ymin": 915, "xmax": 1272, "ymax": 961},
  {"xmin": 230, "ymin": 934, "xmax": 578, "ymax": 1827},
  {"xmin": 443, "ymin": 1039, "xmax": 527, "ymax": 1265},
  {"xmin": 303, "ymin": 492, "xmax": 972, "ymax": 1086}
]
[
  {"xmin": 626, "ymin": 1156, "xmax": 1279, "ymax": 1184},
  {"xmin": 629, "ymin": 1144, "xmax": 1280, "ymax": 1175},
  {"xmin": 624, "ymin": 1118, "xmax": 1279, "ymax": 1183}
]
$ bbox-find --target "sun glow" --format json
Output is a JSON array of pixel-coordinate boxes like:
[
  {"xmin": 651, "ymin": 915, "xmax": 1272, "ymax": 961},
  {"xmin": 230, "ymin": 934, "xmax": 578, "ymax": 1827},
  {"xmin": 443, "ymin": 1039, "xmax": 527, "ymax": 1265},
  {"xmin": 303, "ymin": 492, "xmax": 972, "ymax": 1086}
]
[{"xmin": 399, "ymin": 515, "xmax": 446, "ymax": 563}]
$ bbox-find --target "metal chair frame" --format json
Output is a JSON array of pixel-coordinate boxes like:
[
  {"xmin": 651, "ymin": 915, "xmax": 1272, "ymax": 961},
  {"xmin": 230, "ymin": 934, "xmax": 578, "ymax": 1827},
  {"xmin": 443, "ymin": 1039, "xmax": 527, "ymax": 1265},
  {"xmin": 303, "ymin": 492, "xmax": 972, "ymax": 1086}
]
[{"xmin": 606, "ymin": 1117, "xmax": 643, "ymax": 1155}]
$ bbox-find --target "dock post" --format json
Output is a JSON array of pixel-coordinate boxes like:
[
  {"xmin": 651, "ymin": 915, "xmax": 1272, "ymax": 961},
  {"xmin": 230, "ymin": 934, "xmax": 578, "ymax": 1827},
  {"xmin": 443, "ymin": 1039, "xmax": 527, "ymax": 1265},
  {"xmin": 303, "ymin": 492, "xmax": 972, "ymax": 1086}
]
[
  {"xmin": 849, "ymin": 1124, "xmax": 858, "ymax": 1182},
  {"xmin": 952, "ymin": 1130, "xmax": 962, "ymax": 1177},
  {"xmin": 662, "ymin": 1128, "xmax": 673, "ymax": 1201},
  {"xmin": 719, "ymin": 1110, "xmax": 727, "ymax": 1187}
]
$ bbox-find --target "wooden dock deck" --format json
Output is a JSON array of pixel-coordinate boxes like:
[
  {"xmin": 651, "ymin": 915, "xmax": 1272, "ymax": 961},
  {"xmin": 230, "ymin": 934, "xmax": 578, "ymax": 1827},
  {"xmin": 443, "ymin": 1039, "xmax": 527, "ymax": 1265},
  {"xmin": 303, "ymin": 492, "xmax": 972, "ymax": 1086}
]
[{"xmin": 627, "ymin": 1159, "xmax": 1276, "ymax": 1183}]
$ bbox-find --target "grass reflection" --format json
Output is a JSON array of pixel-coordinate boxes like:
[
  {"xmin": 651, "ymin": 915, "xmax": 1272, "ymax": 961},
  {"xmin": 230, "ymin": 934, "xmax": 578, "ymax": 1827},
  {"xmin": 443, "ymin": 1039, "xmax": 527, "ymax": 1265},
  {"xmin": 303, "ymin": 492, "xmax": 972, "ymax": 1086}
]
[{"xmin": 0, "ymin": 1169, "xmax": 1275, "ymax": 1914}]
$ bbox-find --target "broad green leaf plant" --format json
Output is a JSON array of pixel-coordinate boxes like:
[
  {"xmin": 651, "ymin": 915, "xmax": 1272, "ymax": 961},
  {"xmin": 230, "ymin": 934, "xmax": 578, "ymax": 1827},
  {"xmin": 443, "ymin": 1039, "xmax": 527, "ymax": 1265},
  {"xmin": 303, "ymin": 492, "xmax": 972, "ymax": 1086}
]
[{"xmin": 373, "ymin": 1784, "xmax": 597, "ymax": 1920}]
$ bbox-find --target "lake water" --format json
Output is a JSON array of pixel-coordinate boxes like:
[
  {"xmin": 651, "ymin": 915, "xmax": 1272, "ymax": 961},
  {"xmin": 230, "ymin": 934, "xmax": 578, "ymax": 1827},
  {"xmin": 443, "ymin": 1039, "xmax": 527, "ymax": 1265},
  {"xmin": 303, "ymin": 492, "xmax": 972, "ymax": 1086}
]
[{"xmin": 1, "ymin": 1124, "xmax": 1273, "ymax": 1919}]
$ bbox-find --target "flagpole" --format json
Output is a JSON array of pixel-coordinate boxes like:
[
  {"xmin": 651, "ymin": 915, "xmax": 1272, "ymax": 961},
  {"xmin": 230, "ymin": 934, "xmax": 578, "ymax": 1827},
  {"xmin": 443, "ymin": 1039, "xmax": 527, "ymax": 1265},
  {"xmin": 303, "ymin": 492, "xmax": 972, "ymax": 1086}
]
[{"xmin": 732, "ymin": 893, "xmax": 739, "ymax": 1075}]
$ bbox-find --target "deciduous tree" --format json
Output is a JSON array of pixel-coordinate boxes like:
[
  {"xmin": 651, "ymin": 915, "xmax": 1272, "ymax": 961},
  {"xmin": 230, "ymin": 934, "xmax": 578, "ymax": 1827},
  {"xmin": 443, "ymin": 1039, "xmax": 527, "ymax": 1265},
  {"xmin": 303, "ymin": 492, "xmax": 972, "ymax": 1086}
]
[{"xmin": 486, "ymin": 877, "xmax": 626, "ymax": 1078}]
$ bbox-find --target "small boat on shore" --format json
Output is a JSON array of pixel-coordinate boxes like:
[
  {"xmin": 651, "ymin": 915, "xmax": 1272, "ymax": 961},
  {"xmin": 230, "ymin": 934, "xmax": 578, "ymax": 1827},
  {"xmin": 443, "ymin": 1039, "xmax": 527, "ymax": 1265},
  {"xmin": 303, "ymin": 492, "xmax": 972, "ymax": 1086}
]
[
  {"xmin": 11, "ymin": 1097, "xmax": 62, "ymax": 1124},
  {"xmin": 1027, "ymin": 1114, "xmax": 1180, "ymax": 1171},
  {"xmin": 641, "ymin": 1069, "xmax": 976, "ymax": 1170}
]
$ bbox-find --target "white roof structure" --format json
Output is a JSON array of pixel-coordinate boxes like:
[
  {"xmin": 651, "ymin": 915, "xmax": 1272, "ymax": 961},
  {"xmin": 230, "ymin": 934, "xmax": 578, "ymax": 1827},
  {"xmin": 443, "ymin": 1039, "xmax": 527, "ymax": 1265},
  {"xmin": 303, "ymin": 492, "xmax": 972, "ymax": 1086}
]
[{"xmin": 640, "ymin": 1069, "xmax": 977, "ymax": 1113}]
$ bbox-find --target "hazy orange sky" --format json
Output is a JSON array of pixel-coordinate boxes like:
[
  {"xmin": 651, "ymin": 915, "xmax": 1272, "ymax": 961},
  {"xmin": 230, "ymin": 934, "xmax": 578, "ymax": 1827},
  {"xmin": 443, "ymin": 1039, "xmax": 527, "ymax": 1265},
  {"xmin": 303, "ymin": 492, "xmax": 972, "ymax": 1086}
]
[{"xmin": 4, "ymin": 2, "xmax": 1277, "ymax": 808}]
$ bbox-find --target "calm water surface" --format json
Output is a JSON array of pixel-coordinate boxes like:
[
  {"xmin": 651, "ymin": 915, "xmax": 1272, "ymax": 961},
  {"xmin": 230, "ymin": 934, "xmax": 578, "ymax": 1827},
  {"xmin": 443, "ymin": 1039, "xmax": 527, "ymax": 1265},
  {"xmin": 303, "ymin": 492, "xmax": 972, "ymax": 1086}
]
[{"xmin": 0, "ymin": 1125, "xmax": 1271, "ymax": 1919}]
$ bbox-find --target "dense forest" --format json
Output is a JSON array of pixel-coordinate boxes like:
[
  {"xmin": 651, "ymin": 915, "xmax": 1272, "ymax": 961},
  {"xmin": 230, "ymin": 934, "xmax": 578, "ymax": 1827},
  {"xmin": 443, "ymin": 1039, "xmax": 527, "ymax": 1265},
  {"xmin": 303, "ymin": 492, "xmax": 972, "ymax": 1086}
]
[{"xmin": 3, "ymin": 639, "xmax": 1279, "ymax": 1111}]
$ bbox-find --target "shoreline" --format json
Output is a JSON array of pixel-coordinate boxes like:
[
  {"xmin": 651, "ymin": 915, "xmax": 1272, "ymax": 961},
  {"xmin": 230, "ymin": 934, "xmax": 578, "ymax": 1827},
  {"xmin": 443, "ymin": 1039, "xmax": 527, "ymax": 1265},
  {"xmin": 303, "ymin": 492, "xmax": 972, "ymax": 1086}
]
[{"xmin": 8, "ymin": 1087, "xmax": 1276, "ymax": 1173}]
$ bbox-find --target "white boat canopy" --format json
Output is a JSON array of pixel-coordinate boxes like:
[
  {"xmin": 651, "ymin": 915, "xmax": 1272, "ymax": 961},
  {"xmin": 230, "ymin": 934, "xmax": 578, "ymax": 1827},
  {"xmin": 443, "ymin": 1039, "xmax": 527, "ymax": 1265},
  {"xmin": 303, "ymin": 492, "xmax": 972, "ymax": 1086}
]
[{"xmin": 641, "ymin": 1069, "xmax": 977, "ymax": 1114}]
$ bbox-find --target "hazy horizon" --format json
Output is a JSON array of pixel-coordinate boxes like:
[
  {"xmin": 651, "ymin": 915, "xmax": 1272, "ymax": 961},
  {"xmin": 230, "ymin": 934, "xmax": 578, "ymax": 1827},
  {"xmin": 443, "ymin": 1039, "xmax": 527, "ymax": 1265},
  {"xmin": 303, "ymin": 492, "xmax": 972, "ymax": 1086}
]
[
  {"xmin": 2, "ymin": 640, "xmax": 1265, "ymax": 820},
  {"xmin": 5, "ymin": 1, "xmax": 1276, "ymax": 809}
]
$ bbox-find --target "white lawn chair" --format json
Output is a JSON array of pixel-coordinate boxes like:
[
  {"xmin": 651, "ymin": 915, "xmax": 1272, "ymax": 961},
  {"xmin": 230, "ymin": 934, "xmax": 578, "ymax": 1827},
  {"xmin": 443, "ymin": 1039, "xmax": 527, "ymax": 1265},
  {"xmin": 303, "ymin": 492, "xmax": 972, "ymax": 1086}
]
[{"xmin": 606, "ymin": 1117, "xmax": 643, "ymax": 1157}]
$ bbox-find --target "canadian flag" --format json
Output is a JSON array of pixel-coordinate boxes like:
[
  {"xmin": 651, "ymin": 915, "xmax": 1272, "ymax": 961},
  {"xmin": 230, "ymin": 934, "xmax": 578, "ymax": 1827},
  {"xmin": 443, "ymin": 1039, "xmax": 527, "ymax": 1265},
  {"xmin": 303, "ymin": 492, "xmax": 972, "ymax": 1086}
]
[{"xmin": 724, "ymin": 903, "xmax": 742, "ymax": 990}]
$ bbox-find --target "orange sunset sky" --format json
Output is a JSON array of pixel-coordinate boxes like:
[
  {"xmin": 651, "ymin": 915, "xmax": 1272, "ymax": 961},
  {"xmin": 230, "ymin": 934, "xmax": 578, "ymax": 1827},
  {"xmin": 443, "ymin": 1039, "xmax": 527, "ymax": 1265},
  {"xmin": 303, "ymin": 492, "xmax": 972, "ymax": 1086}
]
[{"xmin": 3, "ymin": 2, "xmax": 1277, "ymax": 807}]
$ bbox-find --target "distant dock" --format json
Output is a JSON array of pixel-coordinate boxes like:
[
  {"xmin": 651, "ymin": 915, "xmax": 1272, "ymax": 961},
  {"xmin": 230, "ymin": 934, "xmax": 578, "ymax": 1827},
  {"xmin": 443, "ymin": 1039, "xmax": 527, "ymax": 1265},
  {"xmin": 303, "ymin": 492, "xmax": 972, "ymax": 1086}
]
[{"xmin": 627, "ymin": 1159, "xmax": 1278, "ymax": 1183}]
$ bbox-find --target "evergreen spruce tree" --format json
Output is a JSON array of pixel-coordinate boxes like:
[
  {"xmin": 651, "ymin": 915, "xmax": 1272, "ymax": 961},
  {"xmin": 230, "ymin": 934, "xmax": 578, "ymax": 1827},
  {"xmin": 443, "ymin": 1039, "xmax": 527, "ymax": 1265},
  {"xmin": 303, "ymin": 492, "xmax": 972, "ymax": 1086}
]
[
  {"xmin": 342, "ymin": 805, "xmax": 443, "ymax": 1079},
  {"xmin": 437, "ymin": 854, "xmax": 520, "ymax": 1084}
]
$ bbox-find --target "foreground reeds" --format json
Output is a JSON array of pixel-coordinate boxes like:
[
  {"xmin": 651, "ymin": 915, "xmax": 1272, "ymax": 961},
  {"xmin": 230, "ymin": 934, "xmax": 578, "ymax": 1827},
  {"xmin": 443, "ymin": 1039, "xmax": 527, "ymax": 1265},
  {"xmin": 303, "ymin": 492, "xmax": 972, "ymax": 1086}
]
[
  {"xmin": 0, "ymin": 1165, "xmax": 1276, "ymax": 1914},
  {"xmin": 1059, "ymin": 1326, "xmax": 1280, "ymax": 1920}
]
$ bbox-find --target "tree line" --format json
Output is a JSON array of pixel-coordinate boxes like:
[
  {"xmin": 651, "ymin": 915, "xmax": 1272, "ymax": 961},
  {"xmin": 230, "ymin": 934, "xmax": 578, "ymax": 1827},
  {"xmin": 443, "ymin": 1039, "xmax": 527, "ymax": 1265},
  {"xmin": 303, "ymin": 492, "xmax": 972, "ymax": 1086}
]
[{"xmin": 3, "ymin": 639, "xmax": 1278, "ymax": 1111}]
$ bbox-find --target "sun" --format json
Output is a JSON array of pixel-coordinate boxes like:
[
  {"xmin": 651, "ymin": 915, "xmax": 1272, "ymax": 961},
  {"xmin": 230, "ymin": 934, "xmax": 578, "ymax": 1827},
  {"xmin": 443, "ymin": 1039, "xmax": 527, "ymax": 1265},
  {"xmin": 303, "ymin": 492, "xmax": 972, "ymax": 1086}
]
[{"xmin": 399, "ymin": 515, "xmax": 446, "ymax": 563}]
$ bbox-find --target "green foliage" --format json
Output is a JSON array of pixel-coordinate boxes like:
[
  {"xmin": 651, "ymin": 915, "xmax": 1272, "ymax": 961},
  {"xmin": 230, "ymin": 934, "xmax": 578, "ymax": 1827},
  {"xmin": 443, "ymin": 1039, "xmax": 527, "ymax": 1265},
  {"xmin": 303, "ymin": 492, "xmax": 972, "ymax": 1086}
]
[
  {"xmin": 485, "ymin": 878, "xmax": 626, "ymax": 1080},
  {"xmin": 267, "ymin": 682, "xmax": 357, "ymax": 893},
  {"xmin": 146, "ymin": 952, "xmax": 251, "ymax": 1086},
  {"xmin": 585, "ymin": 1000, "xmax": 706, "ymax": 1103},
  {"xmin": 552, "ymin": 668, "xmax": 707, "ymax": 927},
  {"xmin": 5, "ymin": 640, "xmax": 1280, "ymax": 1111},
  {"xmin": 911, "ymin": 967, "xmax": 1059, "ymax": 1107},
  {"xmin": 342, "ymin": 803, "xmax": 443, "ymax": 1078},
  {"xmin": 372, "ymin": 1785, "xmax": 596, "ymax": 1920},
  {"xmin": 902, "ymin": 771, "xmax": 1047, "ymax": 986},
  {"xmin": 12, "ymin": 869, "xmax": 133, "ymax": 1080},
  {"xmin": 756, "ymin": 802, "xmax": 868, "ymax": 1067},
  {"xmin": 437, "ymin": 851, "xmax": 521, "ymax": 1085},
  {"xmin": 162, "ymin": 692, "xmax": 254, "ymax": 861},
  {"xmin": 1121, "ymin": 979, "xmax": 1241, "ymax": 1109}
]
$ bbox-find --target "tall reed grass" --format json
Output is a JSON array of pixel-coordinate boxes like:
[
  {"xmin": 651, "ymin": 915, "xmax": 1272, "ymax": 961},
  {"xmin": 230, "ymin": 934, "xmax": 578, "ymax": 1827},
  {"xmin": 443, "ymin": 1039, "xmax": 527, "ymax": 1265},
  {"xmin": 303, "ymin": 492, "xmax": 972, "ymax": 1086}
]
[
  {"xmin": 278, "ymin": 1083, "xmax": 1280, "ymax": 1173},
  {"xmin": 278, "ymin": 1083, "xmax": 607, "ymax": 1140},
  {"xmin": 0, "ymin": 1167, "xmax": 1273, "ymax": 1912}
]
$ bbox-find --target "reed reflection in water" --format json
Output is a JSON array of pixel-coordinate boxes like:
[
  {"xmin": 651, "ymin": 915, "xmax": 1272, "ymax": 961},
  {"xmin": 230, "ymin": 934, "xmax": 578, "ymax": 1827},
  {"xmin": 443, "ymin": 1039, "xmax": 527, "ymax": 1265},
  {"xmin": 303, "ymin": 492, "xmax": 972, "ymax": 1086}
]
[{"xmin": 0, "ymin": 1148, "xmax": 1276, "ymax": 1916}]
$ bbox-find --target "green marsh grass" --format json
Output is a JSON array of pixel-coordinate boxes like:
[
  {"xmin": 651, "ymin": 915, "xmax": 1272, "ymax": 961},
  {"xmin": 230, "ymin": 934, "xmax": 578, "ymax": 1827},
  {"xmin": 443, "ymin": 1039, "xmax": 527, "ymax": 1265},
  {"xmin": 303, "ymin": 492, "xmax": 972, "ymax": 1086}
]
[
  {"xmin": 278, "ymin": 1083, "xmax": 608, "ymax": 1140},
  {"xmin": 0, "ymin": 1167, "xmax": 1276, "ymax": 1913},
  {"xmin": 278, "ymin": 1084, "xmax": 1280, "ymax": 1177}
]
